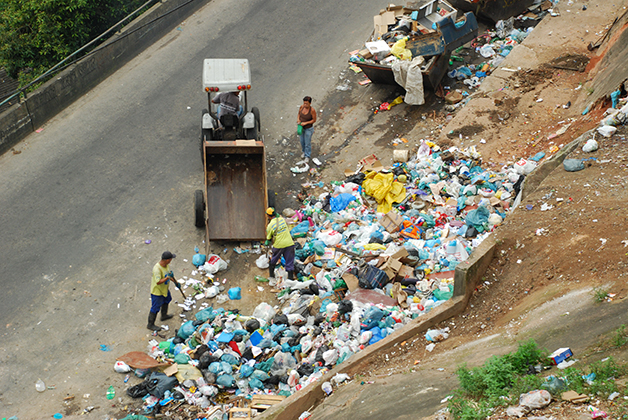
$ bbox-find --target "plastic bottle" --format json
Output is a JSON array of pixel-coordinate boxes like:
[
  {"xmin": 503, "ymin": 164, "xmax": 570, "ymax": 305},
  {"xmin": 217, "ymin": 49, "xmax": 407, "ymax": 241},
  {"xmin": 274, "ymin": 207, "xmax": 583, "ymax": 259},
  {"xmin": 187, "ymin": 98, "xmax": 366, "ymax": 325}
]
[
  {"xmin": 106, "ymin": 385, "xmax": 115, "ymax": 400},
  {"xmin": 254, "ymin": 275, "xmax": 268, "ymax": 282},
  {"xmin": 36, "ymin": 378, "xmax": 46, "ymax": 392}
]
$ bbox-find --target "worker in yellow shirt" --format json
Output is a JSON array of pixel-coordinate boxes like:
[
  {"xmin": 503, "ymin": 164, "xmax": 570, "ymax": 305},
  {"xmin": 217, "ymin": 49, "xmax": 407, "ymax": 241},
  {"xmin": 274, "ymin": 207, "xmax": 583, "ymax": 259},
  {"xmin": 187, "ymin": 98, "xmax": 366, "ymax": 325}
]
[
  {"xmin": 265, "ymin": 207, "xmax": 295, "ymax": 281},
  {"xmin": 147, "ymin": 251, "xmax": 176, "ymax": 331}
]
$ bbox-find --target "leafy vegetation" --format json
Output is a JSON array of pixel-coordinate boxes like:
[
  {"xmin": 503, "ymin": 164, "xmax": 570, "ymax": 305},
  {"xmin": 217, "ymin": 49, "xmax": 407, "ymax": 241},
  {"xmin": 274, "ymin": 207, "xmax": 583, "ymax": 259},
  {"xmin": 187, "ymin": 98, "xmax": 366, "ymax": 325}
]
[
  {"xmin": 592, "ymin": 286, "xmax": 609, "ymax": 303},
  {"xmin": 449, "ymin": 340, "xmax": 546, "ymax": 419},
  {"xmin": 0, "ymin": 0, "xmax": 148, "ymax": 87},
  {"xmin": 448, "ymin": 341, "xmax": 628, "ymax": 420}
]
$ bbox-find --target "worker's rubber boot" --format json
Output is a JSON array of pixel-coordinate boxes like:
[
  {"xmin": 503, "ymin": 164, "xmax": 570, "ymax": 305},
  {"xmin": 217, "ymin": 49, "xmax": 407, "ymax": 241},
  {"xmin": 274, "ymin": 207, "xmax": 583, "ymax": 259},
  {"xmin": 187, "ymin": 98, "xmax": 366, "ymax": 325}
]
[
  {"xmin": 160, "ymin": 304, "xmax": 174, "ymax": 321},
  {"xmin": 147, "ymin": 312, "xmax": 161, "ymax": 331},
  {"xmin": 268, "ymin": 264, "xmax": 276, "ymax": 286},
  {"xmin": 288, "ymin": 271, "xmax": 295, "ymax": 280}
]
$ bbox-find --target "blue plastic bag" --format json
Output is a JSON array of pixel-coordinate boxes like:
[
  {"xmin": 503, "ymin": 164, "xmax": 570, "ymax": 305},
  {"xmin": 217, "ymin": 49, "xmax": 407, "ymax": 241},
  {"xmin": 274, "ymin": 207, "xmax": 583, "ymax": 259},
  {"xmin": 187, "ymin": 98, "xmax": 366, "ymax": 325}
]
[
  {"xmin": 222, "ymin": 354, "xmax": 239, "ymax": 366},
  {"xmin": 251, "ymin": 370, "xmax": 270, "ymax": 382},
  {"xmin": 248, "ymin": 378, "xmax": 264, "ymax": 389},
  {"xmin": 228, "ymin": 287, "xmax": 242, "ymax": 300},
  {"xmin": 290, "ymin": 221, "xmax": 310, "ymax": 238},
  {"xmin": 195, "ymin": 307, "xmax": 215, "ymax": 322},
  {"xmin": 177, "ymin": 321, "xmax": 196, "ymax": 339},
  {"xmin": 239, "ymin": 364, "xmax": 254, "ymax": 378},
  {"xmin": 330, "ymin": 193, "xmax": 356, "ymax": 212},
  {"xmin": 465, "ymin": 206, "xmax": 490, "ymax": 227},
  {"xmin": 216, "ymin": 374, "xmax": 235, "ymax": 388}
]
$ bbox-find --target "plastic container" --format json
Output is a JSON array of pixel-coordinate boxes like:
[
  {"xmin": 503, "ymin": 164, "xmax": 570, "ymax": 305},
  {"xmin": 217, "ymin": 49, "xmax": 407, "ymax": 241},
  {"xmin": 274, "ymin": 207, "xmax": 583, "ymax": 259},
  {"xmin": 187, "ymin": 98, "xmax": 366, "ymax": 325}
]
[{"xmin": 36, "ymin": 378, "xmax": 46, "ymax": 392}]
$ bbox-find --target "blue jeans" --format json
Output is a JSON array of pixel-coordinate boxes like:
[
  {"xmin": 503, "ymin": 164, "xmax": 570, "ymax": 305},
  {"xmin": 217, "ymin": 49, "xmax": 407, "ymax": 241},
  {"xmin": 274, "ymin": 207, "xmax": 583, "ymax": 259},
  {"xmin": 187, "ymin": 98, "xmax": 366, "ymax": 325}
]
[
  {"xmin": 150, "ymin": 291, "xmax": 172, "ymax": 313},
  {"xmin": 270, "ymin": 245, "xmax": 295, "ymax": 271},
  {"xmin": 299, "ymin": 127, "xmax": 314, "ymax": 159}
]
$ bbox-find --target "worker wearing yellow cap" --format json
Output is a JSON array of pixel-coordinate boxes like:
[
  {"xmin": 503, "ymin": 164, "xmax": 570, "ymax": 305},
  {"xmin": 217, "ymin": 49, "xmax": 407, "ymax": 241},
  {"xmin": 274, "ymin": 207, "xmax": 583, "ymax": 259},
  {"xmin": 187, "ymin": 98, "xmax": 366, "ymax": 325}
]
[{"xmin": 265, "ymin": 207, "xmax": 295, "ymax": 281}]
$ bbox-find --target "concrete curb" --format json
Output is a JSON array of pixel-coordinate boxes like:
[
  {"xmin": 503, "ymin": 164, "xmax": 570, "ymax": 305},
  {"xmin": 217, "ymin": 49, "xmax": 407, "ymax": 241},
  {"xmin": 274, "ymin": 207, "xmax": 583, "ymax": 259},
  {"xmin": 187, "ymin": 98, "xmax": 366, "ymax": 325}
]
[
  {"xmin": 0, "ymin": 0, "xmax": 209, "ymax": 156},
  {"xmin": 520, "ymin": 129, "xmax": 592, "ymax": 202}
]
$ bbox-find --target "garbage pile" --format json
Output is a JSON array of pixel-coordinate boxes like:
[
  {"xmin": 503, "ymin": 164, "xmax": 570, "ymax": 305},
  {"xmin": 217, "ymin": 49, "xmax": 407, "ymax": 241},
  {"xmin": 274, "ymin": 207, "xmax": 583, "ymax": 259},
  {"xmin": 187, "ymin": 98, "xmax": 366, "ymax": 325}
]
[{"xmin": 113, "ymin": 140, "xmax": 533, "ymax": 418}]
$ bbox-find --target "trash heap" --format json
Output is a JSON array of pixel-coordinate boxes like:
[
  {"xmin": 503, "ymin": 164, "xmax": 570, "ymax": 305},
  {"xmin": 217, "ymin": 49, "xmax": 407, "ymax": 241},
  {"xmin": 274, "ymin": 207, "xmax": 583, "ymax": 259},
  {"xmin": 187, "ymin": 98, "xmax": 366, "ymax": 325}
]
[
  {"xmin": 116, "ymin": 140, "xmax": 532, "ymax": 418},
  {"xmin": 447, "ymin": 19, "xmax": 533, "ymax": 93}
]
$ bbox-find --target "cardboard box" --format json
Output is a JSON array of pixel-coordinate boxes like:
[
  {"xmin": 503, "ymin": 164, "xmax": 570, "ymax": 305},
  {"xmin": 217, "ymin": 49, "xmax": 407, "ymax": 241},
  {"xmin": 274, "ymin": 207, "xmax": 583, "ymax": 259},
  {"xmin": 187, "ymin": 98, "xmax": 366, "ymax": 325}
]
[
  {"xmin": 396, "ymin": 264, "xmax": 415, "ymax": 281},
  {"xmin": 359, "ymin": 154, "xmax": 384, "ymax": 172},
  {"xmin": 380, "ymin": 256, "xmax": 403, "ymax": 279},
  {"xmin": 380, "ymin": 211, "xmax": 404, "ymax": 233},
  {"xmin": 373, "ymin": 11, "xmax": 396, "ymax": 36},
  {"xmin": 549, "ymin": 347, "xmax": 573, "ymax": 365}
]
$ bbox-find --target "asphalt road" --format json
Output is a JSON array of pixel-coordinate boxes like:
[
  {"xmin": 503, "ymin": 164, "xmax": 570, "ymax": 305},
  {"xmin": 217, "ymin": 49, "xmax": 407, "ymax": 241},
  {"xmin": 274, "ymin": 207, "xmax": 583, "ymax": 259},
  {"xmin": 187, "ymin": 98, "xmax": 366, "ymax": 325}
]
[{"xmin": 0, "ymin": 0, "xmax": 383, "ymax": 416}]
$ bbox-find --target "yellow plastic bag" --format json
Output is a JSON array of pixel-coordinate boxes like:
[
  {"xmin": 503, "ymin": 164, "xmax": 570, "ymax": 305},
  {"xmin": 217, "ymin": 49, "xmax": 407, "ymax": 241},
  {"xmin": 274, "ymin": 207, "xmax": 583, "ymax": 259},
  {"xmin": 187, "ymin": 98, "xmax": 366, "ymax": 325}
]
[
  {"xmin": 391, "ymin": 37, "xmax": 412, "ymax": 60},
  {"xmin": 363, "ymin": 243, "xmax": 387, "ymax": 251},
  {"xmin": 362, "ymin": 172, "xmax": 406, "ymax": 213}
]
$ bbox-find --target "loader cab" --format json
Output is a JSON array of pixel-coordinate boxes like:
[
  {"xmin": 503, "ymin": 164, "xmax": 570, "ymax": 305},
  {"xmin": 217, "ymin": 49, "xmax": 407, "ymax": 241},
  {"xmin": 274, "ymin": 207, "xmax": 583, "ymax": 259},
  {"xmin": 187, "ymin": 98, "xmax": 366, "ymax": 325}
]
[{"xmin": 201, "ymin": 59, "xmax": 260, "ymax": 142}]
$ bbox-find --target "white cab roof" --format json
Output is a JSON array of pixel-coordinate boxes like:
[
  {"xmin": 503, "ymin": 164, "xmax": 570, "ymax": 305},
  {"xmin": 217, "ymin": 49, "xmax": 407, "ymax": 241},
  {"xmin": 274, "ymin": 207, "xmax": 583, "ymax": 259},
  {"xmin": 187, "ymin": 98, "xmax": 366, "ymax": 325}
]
[{"xmin": 202, "ymin": 59, "xmax": 251, "ymax": 92}]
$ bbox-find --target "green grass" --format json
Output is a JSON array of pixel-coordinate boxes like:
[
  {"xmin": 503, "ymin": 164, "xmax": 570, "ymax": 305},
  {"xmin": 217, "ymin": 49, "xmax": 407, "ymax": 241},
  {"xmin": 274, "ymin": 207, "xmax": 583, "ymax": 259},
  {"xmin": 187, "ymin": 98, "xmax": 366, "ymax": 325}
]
[
  {"xmin": 592, "ymin": 286, "xmax": 609, "ymax": 303},
  {"xmin": 447, "ymin": 341, "xmax": 628, "ymax": 420},
  {"xmin": 611, "ymin": 325, "xmax": 628, "ymax": 348}
]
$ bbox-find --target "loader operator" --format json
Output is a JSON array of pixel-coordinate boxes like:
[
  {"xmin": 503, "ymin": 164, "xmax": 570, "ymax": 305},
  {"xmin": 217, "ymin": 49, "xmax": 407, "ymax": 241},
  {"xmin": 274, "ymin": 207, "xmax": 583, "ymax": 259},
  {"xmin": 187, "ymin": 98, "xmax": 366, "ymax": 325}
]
[
  {"xmin": 265, "ymin": 207, "xmax": 295, "ymax": 282},
  {"xmin": 212, "ymin": 91, "xmax": 241, "ymax": 119}
]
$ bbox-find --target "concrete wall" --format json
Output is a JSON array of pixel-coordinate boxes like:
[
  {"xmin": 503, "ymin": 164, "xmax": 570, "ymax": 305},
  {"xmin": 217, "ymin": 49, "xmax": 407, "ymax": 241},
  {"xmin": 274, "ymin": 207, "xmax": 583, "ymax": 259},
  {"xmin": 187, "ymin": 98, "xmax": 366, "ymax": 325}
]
[{"xmin": 0, "ymin": 0, "xmax": 209, "ymax": 156}]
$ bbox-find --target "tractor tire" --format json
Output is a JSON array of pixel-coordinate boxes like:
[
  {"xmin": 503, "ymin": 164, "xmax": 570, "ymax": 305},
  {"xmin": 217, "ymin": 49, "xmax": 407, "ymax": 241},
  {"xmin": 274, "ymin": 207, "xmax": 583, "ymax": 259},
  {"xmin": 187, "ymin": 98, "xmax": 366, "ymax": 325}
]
[
  {"xmin": 194, "ymin": 189, "xmax": 205, "ymax": 228},
  {"xmin": 252, "ymin": 106, "xmax": 261, "ymax": 129}
]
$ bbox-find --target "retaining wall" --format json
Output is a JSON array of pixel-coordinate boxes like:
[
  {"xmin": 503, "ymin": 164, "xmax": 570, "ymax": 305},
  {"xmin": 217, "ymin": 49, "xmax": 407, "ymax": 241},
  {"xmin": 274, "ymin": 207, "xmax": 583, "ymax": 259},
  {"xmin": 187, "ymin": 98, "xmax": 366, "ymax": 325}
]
[{"xmin": 0, "ymin": 0, "xmax": 209, "ymax": 156}]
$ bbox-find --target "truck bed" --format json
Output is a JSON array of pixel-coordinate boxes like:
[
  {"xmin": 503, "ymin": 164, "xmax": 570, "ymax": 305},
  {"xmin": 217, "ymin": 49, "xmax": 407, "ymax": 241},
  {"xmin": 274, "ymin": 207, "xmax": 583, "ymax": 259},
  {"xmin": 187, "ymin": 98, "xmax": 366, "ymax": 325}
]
[{"xmin": 204, "ymin": 141, "xmax": 267, "ymax": 241}]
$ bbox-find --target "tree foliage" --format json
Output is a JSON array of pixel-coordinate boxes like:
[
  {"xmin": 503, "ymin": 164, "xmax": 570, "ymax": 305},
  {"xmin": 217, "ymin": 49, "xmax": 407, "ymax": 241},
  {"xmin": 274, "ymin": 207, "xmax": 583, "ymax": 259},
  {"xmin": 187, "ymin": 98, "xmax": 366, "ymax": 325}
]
[{"xmin": 0, "ymin": 0, "xmax": 148, "ymax": 86}]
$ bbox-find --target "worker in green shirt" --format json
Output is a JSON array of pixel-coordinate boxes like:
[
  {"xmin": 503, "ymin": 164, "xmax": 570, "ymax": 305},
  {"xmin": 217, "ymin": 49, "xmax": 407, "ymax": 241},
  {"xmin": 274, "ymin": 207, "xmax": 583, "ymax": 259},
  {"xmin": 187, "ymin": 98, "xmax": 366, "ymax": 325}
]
[{"xmin": 265, "ymin": 207, "xmax": 295, "ymax": 281}]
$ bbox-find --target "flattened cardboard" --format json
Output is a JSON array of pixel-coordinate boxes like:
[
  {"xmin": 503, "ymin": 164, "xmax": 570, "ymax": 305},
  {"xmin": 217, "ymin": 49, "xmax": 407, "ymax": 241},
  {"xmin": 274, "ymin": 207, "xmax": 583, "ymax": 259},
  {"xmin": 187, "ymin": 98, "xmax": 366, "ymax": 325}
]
[
  {"xmin": 359, "ymin": 154, "xmax": 384, "ymax": 172},
  {"xmin": 561, "ymin": 390, "xmax": 588, "ymax": 403},
  {"xmin": 342, "ymin": 273, "xmax": 359, "ymax": 292},
  {"xmin": 163, "ymin": 363, "xmax": 178, "ymax": 377}
]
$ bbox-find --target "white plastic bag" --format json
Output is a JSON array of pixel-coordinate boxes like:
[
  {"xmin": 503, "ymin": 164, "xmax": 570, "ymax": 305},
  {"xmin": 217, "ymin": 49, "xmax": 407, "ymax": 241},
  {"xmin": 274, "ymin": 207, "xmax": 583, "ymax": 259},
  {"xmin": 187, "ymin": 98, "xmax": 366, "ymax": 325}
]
[
  {"xmin": 582, "ymin": 139, "xmax": 598, "ymax": 152},
  {"xmin": 114, "ymin": 361, "xmax": 131, "ymax": 373},
  {"xmin": 519, "ymin": 389, "xmax": 551, "ymax": 409},
  {"xmin": 255, "ymin": 254, "xmax": 269, "ymax": 269},
  {"xmin": 203, "ymin": 255, "xmax": 228, "ymax": 274},
  {"xmin": 322, "ymin": 349, "xmax": 339, "ymax": 365},
  {"xmin": 252, "ymin": 302, "xmax": 275, "ymax": 323},
  {"xmin": 597, "ymin": 125, "xmax": 617, "ymax": 138}
]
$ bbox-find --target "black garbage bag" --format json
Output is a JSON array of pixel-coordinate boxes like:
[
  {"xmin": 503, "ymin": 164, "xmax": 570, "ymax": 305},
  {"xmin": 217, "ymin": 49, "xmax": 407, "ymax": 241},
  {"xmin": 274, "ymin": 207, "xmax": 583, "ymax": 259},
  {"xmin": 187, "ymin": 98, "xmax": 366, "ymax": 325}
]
[
  {"xmin": 273, "ymin": 313, "xmax": 289, "ymax": 325},
  {"xmin": 465, "ymin": 226, "xmax": 479, "ymax": 238},
  {"xmin": 147, "ymin": 372, "xmax": 178, "ymax": 399},
  {"xmin": 314, "ymin": 345, "xmax": 329, "ymax": 364},
  {"xmin": 202, "ymin": 370, "xmax": 217, "ymax": 385},
  {"xmin": 313, "ymin": 315, "xmax": 325, "ymax": 327},
  {"xmin": 309, "ymin": 283, "xmax": 319, "ymax": 296},
  {"xmin": 297, "ymin": 363, "xmax": 315, "ymax": 377},
  {"xmin": 345, "ymin": 172, "xmax": 366, "ymax": 184},
  {"xmin": 338, "ymin": 300, "xmax": 353, "ymax": 315},
  {"xmin": 198, "ymin": 351, "xmax": 218, "ymax": 370},
  {"xmin": 266, "ymin": 375, "xmax": 281, "ymax": 385},
  {"xmin": 127, "ymin": 381, "xmax": 152, "ymax": 398},
  {"xmin": 245, "ymin": 318, "xmax": 261, "ymax": 332},
  {"xmin": 192, "ymin": 344, "xmax": 209, "ymax": 360}
]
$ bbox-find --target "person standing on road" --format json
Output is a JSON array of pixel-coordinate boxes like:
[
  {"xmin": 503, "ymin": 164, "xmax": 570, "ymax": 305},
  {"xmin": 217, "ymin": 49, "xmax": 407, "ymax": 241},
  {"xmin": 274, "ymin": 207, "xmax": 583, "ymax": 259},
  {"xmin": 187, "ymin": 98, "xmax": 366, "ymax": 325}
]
[
  {"xmin": 147, "ymin": 251, "xmax": 176, "ymax": 331},
  {"xmin": 297, "ymin": 96, "xmax": 317, "ymax": 161},
  {"xmin": 265, "ymin": 208, "xmax": 295, "ymax": 281}
]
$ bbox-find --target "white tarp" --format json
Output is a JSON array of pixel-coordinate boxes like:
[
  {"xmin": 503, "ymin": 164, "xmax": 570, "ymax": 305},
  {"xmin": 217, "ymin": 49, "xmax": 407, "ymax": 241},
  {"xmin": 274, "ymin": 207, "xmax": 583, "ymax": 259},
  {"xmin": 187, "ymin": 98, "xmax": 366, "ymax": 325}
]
[{"xmin": 392, "ymin": 56, "xmax": 425, "ymax": 105}]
